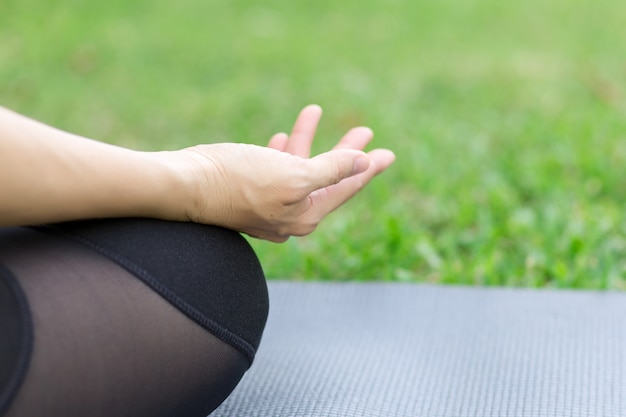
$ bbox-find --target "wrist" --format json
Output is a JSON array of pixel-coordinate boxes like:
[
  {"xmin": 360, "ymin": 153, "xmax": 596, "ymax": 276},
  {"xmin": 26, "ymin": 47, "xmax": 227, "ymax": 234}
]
[{"xmin": 140, "ymin": 150, "xmax": 200, "ymax": 222}]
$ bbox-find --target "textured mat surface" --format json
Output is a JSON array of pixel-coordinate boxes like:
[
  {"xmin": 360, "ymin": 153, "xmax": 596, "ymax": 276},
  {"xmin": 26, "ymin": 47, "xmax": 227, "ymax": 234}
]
[{"xmin": 211, "ymin": 282, "xmax": 626, "ymax": 417}]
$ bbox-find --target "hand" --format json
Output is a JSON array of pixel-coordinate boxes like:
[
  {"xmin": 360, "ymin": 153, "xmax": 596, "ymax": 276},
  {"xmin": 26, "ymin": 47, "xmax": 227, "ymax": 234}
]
[{"xmin": 169, "ymin": 105, "xmax": 395, "ymax": 242}]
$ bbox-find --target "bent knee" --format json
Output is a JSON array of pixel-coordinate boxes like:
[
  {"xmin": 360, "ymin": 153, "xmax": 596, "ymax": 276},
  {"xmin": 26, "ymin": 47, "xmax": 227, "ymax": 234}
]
[{"xmin": 34, "ymin": 218, "xmax": 269, "ymax": 362}]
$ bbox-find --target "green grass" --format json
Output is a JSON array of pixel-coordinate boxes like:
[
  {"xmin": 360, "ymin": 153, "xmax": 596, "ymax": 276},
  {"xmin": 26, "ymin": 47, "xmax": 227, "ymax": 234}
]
[{"xmin": 2, "ymin": 0, "xmax": 625, "ymax": 288}]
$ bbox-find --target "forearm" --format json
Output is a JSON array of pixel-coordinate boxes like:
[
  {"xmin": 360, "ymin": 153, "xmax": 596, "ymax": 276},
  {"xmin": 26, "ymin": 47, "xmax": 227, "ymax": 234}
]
[{"xmin": 0, "ymin": 107, "xmax": 188, "ymax": 226}]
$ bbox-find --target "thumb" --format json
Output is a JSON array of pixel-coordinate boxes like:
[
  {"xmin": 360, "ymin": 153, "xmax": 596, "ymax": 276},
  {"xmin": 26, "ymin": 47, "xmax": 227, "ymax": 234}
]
[{"xmin": 305, "ymin": 149, "xmax": 370, "ymax": 192}]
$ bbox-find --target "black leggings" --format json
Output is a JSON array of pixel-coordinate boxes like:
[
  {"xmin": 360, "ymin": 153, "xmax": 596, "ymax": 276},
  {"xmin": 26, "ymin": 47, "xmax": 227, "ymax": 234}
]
[{"xmin": 0, "ymin": 219, "xmax": 269, "ymax": 417}]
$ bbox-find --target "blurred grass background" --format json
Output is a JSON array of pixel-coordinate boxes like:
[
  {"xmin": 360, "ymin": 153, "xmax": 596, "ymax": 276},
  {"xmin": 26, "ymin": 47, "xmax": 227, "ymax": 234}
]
[{"xmin": 1, "ymin": 0, "xmax": 625, "ymax": 287}]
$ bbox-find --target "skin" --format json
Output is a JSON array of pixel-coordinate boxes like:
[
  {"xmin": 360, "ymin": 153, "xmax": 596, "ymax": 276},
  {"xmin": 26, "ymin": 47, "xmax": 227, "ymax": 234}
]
[{"xmin": 0, "ymin": 104, "xmax": 395, "ymax": 242}]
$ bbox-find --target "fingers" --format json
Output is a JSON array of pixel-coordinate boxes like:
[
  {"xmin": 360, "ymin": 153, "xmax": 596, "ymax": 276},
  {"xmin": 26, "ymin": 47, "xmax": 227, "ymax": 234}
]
[
  {"xmin": 285, "ymin": 104, "xmax": 322, "ymax": 158},
  {"xmin": 267, "ymin": 132, "xmax": 288, "ymax": 151},
  {"xmin": 304, "ymin": 149, "xmax": 371, "ymax": 194},
  {"xmin": 303, "ymin": 148, "xmax": 396, "ymax": 219},
  {"xmin": 362, "ymin": 148, "xmax": 396, "ymax": 176},
  {"xmin": 262, "ymin": 108, "xmax": 395, "ymax": 240},
  {"xmin": 333, "ymin": 126, "xmax": 374, "ymax": 151},
  {"xmin": 275, "ymin": 105, "xmax": 373, "ymax": 157}
]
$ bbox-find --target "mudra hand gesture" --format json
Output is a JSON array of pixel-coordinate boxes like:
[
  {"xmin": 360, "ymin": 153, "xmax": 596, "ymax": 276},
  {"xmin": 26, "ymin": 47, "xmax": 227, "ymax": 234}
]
[{"xmin": 169, "ymin": 105, "xmax": 395, "ymax": 241}]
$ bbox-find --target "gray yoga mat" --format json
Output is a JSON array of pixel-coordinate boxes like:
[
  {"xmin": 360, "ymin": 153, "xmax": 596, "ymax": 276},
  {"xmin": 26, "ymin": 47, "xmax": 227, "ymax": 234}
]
[{"xmin": 211, "ymin": 282, "xmax": 626, "ymax": 417}]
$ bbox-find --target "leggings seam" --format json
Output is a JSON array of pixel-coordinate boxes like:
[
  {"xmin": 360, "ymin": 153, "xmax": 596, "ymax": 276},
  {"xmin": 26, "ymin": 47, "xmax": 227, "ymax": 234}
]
[
  {"xmin": 0, "ymin": 265, "xmax": 34, "ymax": 417},
  {"xmin": 31, "ymin": 225, "xmax": 256, "ymax": 365}
]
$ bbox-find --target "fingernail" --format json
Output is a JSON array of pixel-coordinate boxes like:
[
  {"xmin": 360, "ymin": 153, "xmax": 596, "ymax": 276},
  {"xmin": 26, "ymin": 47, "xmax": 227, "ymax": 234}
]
[{"xmin": 352, "ymin": 156, "xmax": 370, "ymax": 175}]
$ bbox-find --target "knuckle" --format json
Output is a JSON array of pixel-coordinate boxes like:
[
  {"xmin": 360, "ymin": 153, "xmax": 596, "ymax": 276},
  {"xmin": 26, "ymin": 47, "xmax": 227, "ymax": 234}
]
[{"xmin": 327, "ymin": 160, "xmax": 345, "ymax": 186}]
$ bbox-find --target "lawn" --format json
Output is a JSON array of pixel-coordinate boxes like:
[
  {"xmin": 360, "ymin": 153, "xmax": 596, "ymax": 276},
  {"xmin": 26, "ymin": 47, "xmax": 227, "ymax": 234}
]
[{"xmin": 1, "ymin": 0, "xmax": 625, "ymax": 288}]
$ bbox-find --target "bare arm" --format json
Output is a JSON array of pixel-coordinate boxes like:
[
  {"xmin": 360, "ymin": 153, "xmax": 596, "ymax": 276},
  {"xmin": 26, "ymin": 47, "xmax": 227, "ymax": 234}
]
[
  {"xmin": 0, "ymin": 106, "xmax": 187, "ymax": 225},
  {"xmin": 0, "ymin": 105, "xmax": 395, "ymax": 241}
]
